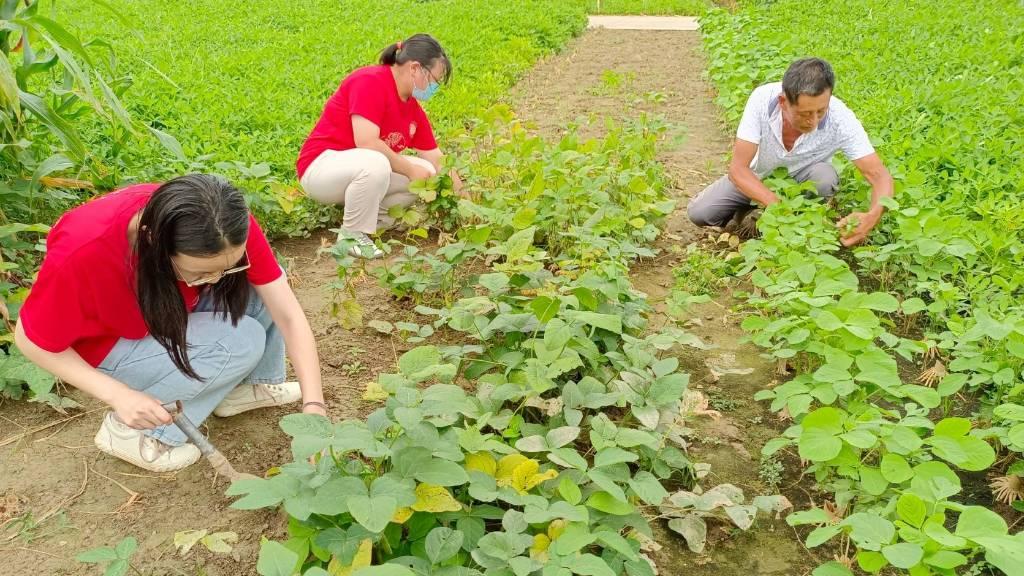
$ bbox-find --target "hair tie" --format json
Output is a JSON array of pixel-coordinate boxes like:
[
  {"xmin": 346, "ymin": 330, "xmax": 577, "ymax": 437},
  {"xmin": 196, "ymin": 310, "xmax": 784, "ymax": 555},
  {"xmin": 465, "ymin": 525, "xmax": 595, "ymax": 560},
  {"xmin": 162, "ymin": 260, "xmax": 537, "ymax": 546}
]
[{"xmin": 396, "ymin": 41, "xmax": 403, "ymax": 51}]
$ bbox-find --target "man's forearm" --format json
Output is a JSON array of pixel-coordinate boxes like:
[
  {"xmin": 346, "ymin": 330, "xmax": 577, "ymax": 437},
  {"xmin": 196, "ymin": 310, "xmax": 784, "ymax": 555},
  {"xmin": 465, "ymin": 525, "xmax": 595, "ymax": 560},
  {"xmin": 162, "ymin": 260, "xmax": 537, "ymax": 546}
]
[{"xmin": 729, "ymin": 166, "xmax": 778, "ymax": 206}]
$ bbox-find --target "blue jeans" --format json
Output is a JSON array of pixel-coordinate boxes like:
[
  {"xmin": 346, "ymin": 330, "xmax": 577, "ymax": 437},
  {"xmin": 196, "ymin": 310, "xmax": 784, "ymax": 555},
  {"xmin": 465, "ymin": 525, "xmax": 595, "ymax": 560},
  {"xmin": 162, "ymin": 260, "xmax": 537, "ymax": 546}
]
[{"xmin": 97, "ymin": 287, "xmax": 286, "ymax": 445}]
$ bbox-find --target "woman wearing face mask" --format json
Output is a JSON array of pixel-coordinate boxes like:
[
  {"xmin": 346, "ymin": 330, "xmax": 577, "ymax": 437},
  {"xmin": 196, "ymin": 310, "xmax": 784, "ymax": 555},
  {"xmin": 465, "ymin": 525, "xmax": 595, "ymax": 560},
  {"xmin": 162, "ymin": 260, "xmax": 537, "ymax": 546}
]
[
  {"xmin": 297, "ymin": 33, "xmax": 462, "ymax": 259},
  {"xmin": 14, "ymin": 174, "xmax": 326, "ymax": 472}
]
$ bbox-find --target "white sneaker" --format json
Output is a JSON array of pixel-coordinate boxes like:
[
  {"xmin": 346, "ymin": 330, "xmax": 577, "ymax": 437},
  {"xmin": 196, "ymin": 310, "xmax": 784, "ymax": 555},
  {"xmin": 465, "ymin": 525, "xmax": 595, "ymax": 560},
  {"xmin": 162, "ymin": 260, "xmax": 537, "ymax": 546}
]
[
  {"xmin": 213, "ymin": 382, "xmax": 302, "ymax": 417},
  {"xmin": 340, "ymin": 230, "xmax": 384, "ymax": 259},
  {"xmin": 94, "ymin": 412, "xmax": 201, "ymax": 472}
]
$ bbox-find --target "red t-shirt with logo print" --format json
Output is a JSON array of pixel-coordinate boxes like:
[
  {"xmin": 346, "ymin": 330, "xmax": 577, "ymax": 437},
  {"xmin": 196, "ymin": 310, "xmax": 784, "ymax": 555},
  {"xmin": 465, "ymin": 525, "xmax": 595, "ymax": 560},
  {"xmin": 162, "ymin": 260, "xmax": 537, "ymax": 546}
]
[
  {"xmin": 296, "ymin": 65, "xmax": 438, "ymax": 179},
  {"xmin": 18, "ymin": 183, "xmax": 283, "ymax": 367}
]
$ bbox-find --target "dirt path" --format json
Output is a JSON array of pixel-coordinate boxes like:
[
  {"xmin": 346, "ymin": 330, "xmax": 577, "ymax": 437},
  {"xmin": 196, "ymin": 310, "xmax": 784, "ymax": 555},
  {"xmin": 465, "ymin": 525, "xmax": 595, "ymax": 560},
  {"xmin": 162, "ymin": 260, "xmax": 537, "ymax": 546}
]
[
  {"xmin": 511, "ymin": 29, "xmax": 816, "ymax": 574},
  {"xmin": 1, "ymin": 27, "xmax": 816, "ymax": 576}
]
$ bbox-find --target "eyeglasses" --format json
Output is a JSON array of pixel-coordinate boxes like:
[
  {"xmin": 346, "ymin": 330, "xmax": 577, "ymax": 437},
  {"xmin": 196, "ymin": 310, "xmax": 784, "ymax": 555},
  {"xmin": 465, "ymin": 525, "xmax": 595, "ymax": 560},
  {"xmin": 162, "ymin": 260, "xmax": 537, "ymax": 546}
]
[
  {"xmin": 171, "ymin": 251, "xmax": 250, "ymax": 287},
  {"xmin": 421, "ymin": 64, "xmax": 441, "ymax": 85}
]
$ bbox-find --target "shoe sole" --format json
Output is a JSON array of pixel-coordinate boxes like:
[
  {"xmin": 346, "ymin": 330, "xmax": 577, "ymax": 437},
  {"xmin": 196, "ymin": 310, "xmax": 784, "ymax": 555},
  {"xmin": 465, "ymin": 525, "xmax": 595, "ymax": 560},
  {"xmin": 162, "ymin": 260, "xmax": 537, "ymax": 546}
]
[{"xmin": 213, "ymin": 399, "xmax": 285, "ymax": 418}]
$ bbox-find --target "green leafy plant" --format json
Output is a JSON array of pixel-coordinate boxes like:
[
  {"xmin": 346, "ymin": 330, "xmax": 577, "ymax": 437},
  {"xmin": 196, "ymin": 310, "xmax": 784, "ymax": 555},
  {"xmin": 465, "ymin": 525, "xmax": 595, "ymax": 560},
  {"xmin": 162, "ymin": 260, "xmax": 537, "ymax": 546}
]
[{"xmin": 76, "ymin": 536, "xmax": 140, "ymax": 576}]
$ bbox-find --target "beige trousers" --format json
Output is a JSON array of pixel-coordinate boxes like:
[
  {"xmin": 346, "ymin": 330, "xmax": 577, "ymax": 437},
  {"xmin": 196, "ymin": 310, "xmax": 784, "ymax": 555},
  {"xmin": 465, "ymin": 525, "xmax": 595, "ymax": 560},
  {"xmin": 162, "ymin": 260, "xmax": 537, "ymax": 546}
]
[{"xmin": 300, "ymin": 148, "xmax": 436, "ymax": 234}]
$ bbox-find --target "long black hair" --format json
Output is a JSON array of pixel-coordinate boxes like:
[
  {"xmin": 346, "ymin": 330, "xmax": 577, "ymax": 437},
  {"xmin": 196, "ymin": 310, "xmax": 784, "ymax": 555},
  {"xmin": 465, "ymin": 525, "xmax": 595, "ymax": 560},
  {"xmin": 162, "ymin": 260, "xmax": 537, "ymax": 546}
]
[
  {"xmin": 135, "ymin": 174, "xmax": 251, "ymax": 380},
  {"xmin": 379, "ymin": 33, "xmax": 452, "ymax": 84}
]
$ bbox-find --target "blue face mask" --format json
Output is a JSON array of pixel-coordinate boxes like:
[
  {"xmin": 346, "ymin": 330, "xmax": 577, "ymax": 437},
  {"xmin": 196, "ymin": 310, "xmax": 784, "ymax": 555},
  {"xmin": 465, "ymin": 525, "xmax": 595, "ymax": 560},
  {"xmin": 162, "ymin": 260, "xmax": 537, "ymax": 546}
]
[{"xmin": 413, "ymin": 68, "xmax": 441, "ymax": 101}]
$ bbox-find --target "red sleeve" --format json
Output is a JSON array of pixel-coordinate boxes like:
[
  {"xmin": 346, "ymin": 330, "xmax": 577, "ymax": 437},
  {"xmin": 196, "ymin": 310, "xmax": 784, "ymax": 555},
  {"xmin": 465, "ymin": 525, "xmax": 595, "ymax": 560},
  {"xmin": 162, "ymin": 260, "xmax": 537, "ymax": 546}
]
[
  {"xmin": 19, "ymin": 254, "xmax": 93, "ymax": 353},
  {"xmin": 411, "ymin": 104, "xmax": 437, "ymax": 151},
  {"xmin": 245, "ymin": 214, "xmax": 283, "ymax": 286},
  {"xmin": 346, "ymin": 74, "xmax": 388, "ymax": 128}
]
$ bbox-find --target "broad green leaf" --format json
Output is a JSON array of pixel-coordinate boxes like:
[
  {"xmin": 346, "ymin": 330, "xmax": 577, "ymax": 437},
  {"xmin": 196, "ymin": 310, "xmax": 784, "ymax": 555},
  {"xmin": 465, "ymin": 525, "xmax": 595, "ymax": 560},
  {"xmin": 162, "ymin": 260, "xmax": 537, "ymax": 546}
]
[
  {"xmin": 257, "ymin": 541, "xmax": 300, "ymax": 576},
  {"xmin": 882, "ymin": 543, "xmax": 923, "ymax": 569},
  {"xmin": 573, "ymin": 554, "xmax": 615, "ymax": 576},
  {"xmin": 595, "ymin": 531, "xmax": 638, "ymax": 561},
  {"xmin": 896, "ymin": 493, "xmax": 927, "ymax": 528},
  {"xmin": 923, "ymin": 550, "xmax": 967, "ymax": 570},
  {"xmin": 425, "ymin": 527, "xmax": 464, "ymax": 565},
  {"xmin": 857, "ymin": 551, "xmax": 888, "ymax": 573},
  {"xmin": 786, "ymin": 508, "xmax": 831, "ymax": 526},
  {"xmin": 553, "ymin": 523, "xmax": 596, "ymax": 555},
  {"xmin": 955, "ymin": 506, "xmax": 1007, "ymax": 540},
  {"xmin": 398, "ymin": 346, "xmax": 441, "ymax": 377},
  {"xmin": 546, "ymin": 426, "xmax": 581, "ymax": 449},
  {"xmin": 564, "ymin": 311, "xmax": 622, "ymax": 334},
  {"xmin": 859, "ymin": 467, "xmax": 888, "ymax": 496},
  {"xmin": 586, "ymin": 491, "xmax": 634, "ymax": 515},
  {"xmin": 348, "ymin": 495, "xmax": 398, "ymax": 533},
  {"xmin": 910, "ymin": 461, "xmax": 962, "ymax": 501},
  {"xmin": 994, "ymin": 403, "xmax": 1024, "ymax": 422},
  {"xmin": 559, "ymin": 476, "xmax": 582, "ymax": 505},
  {"xmin": 799, "ymin": 428, "xmax": 843, "ymax": 462},
  {"xmin": 530, "ymin": 296, "xmax": 560, "ymax": 323},
  {"xmin": 414, "ymin": 459, "xmax": 469, "ymax": 487},
  {"xmin": 861, "ymin": 293, "xmax": 899, "ymax": 312},
  {"xmin": 880, "ymin": 453, "xmax": 913, "ymax": 483},
  {"xmin": 971, "ymin": 534, "xmax": 1024, "ymax": 576},
  {"xmin": 805, "ymin": 524, "xmax": 842, "ymax": 548},
  {"xmin": 842, "ymin": 512, "xmax": 895, "ymax": 551},
  {"xmin": 628, "ymin": 471, "xmax": 669, "ymax": 505},
  {"xmin": 594, "ymin": 447, "xmax": 638, "ymax": 468}
]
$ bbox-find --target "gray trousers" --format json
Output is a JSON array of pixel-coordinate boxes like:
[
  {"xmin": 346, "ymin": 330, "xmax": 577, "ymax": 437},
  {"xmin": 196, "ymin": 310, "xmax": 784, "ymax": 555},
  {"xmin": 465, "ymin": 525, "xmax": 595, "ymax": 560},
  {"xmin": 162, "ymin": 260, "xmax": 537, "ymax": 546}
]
[{"xmin": 687, "ymin": 162, "xmax": 839, "ymax": 227}]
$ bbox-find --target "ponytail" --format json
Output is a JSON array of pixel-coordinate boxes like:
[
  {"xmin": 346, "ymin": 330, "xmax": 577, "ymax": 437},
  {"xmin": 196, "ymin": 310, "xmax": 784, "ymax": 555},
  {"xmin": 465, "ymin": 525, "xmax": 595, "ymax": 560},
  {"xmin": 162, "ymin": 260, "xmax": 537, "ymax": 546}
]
[{"xmin": 379, "ymin": 42, "xmax": 401, "ymax": 66}]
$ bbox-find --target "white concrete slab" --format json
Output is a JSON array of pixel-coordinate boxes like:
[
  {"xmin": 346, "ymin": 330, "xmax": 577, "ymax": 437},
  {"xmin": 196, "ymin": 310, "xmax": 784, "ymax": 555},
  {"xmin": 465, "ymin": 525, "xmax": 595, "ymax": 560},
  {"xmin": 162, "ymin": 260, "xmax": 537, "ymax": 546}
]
[{"xmin": 587, "ymin": 15, "xmax": 700, "ymax": 31}]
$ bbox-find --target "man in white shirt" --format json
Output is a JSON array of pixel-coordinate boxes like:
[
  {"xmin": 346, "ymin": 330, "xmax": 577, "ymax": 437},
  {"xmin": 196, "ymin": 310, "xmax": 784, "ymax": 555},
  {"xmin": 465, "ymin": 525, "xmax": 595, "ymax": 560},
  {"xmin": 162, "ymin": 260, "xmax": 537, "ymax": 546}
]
[{"xmin": 687, "ymin": 58, "xmax": 893, "ymax": 246}]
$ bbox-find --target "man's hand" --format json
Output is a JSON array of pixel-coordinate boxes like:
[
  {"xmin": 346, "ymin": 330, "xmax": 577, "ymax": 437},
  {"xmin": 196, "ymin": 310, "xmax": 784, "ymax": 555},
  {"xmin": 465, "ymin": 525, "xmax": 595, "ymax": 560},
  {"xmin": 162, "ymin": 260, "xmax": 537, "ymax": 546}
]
[
  {"xmin": 111, "ymin": 389, "xmax": 173, "ymax": 429},
  {"xmin": 450, "ymin": 169, "xmax": 468, "ymax": 199},
  {"xmin": 837, "ymin": 211, "xmax": 879, "ymax": 247}
]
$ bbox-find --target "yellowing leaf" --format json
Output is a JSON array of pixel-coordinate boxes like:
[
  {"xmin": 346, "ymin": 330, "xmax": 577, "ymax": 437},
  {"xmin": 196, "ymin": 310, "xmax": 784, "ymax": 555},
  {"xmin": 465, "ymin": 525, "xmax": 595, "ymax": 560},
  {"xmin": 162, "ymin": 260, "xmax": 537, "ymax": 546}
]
[
  {"xmin": 465, "ymin": 452, "xmax": 497, "ymax": 476},
  {"xmin": 547, "ymin": 519, "xmax": 567, "ymax": 541},
  {"xmin": 201, "ymin": 531, "xmax": 237, "ymax": 554},
  {"xmin": 327, "ymin": 539, "xmax": 373, "ymax": 576},
  {"xmin": 392, "ymin": 507, "xmax": 414, "ymax": 524},
  {"xmin": 530, "ymin": 533, "xmax": 551, "ymax": 560},
  {"xmin": 511, "ymin": 459, "xmax": 558, "ymax": 493},
  {"xmin": 174, "ymin": 529, "xmax": 207, "ymax": 556},
  {"xmin": 362, "ymin": 381, "xmax": 389, "ymax": 402},
  {"xmin": 497, "ymin": 454, "xmax": 530, "ymax": 484},
  {"xmin": 411, "ymin": 483, "xmax": 462, "ymax": 513}
]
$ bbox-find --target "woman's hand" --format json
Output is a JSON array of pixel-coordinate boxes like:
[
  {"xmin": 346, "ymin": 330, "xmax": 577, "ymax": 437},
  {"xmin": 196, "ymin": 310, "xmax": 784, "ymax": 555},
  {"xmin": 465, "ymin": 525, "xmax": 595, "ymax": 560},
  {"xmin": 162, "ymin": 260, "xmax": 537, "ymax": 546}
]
[
  {"xmin": 405, "ymin": 162, "xmax": 435, "ymax": 182},
  {"xmin": 111, "ymin": 389, "xmax": 173, "ymax": 429}
]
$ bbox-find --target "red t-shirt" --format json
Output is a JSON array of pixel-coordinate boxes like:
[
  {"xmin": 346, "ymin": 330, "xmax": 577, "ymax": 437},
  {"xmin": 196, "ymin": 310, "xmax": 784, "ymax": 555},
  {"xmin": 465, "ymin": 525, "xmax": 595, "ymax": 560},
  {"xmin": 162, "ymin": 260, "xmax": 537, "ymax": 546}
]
[
  {"xmin": 296, "ymin": 65, "xmax": 438, "ymax": 178},
  {"xmin": 19, "ymin": 183, "xmax": 283, "ymax": 367}
]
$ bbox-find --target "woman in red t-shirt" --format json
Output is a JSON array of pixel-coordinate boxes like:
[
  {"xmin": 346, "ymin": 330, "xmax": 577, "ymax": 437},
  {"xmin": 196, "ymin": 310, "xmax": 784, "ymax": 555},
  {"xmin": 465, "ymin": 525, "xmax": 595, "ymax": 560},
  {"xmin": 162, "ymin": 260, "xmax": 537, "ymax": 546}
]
[
  {"xmin": 297, "ymin": 33, "xmax": 463, "ymax": 259},
  {"xmin": 15, "ymin": 175, "xmax": 325, "ymax": 472}
]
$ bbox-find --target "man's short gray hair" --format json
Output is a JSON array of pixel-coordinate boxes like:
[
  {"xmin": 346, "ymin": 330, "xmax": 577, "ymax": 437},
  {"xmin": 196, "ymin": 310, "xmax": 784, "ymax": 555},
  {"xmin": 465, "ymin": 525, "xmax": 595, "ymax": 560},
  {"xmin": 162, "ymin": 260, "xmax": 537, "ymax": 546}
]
[{"xmin": 782, "ymin": 58, "xmax": 835, "ymax": 103}]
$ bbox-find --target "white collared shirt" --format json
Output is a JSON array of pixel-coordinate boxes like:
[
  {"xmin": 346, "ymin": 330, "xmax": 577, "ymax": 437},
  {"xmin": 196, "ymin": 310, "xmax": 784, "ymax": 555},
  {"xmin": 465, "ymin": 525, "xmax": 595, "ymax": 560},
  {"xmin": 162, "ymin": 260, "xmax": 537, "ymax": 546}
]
[{"xmin": 737, "ymin": 82, "xmax": 875, "ymax": 177}]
